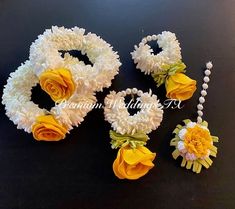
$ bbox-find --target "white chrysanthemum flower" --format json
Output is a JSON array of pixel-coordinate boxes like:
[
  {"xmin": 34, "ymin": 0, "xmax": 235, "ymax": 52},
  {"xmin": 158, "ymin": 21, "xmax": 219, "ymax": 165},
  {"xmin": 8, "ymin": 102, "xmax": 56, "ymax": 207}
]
[
  {"xmin": 185, "ymin": 152, "xmax": 197, "ymax": 161},
  {"xmin": 186, "ymin": 122, "xmax": 197, "ymax": 128},
  {"xmin": 178, "ymin": 128, "xmax": 187, "ymax": 140},
  {"xmin": 177, "ymin": 141, "xmax": 187, "ymax": 153}
]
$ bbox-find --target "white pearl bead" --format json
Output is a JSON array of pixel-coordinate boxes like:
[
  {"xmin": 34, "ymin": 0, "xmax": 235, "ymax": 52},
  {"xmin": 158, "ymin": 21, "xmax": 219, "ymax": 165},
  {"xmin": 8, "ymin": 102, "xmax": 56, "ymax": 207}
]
[
  {"xmin": 205, "ymin": 70, "xmax": 211, "ymax": 76},
  {"xmin": 152, "ymin": 35, "xmax": 157, "ymax": 40},
  {"xmin": 197, "ymin": 110, "xmax": 203, "ymax": 116},
  {"xmin": 202, "ymin": 83, "xmax": 208, "ymax": 89},
  {"xmin": 206, "ymin": 61, "xmax": 213, "ymax": 69},
  {"xmin": 132, "ymin": 88, "xmax": 138, "ymax": 94},
  {"xmin": 199, "ymin": 96, "xmax": 205, "ymax": 103},
  {"xmin": 197, "ymin": 104, "xmax": 203, "ymax": 110},
  {"xmin": 121, "ymin": 91, "xmax": 126, "ymax": 96},
  {"xmin": 201, "ymin": 90, "xmax": 207, "ymax": 96},
  {"xmin": 126, "ymin": 88, "xmax": 131, "ymax": 94},
  {"xmin": 147, "ymin": 36, "xmax": 152, "ymax": 41},
  {"xmin": 137, "ymin": 90, "xmax": 143, "ymax": 96},
  {"xmin": 142, "ymin": 38, "xmax": 147, "ymax": 44},
  {"xmin": 204, "ymin": 76, "xmax": 210, "ymax": 83},
  {"xmin": 197, "ymin": 116, "xmax": 202, "ymax": 123}
]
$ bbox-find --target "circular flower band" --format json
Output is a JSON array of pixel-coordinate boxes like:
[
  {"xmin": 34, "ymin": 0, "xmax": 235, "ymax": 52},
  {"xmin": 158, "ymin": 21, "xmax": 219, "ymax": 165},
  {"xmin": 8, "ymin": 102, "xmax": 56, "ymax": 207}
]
[
  {"xmin": 104, "ymin": 88, "xmax": 163, "ymax": 180},
  {"xmin": 131, "ymin": 31, "xmax": 196, "ymax": 101},
  {"xmin": 2, "ymin": 26, "xmax": 121, "ymax": 142},
  {"xmin": 2, "ymin": 61, "xmax": 96, "ymax": 141},
  {"xmin": 30, "ymin": 26, "xmax": 121, "ymax": 94}
]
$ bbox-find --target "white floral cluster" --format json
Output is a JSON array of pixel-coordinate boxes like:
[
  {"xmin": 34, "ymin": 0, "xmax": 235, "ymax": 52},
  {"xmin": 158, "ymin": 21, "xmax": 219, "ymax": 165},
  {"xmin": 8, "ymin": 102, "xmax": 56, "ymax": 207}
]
[
  {"xmin": 104, "ymin": 88, "xmax": 164, "ymax": 135},
  {"xmin": 30, "ymin": 26, "xmax": 121, "ymax": 92},
  {"xmin": 131, "ymin": 31, "xmax": 182, "ymax": 74},
  {"xmin": 2, "ymin": 26, "xmax": 121, "ymax": 134},
  {"xmin": 176, "ymin": 122, "xmax": 210, "ymax": 161},
  {"xmin": 2, "ymin": 61, "xmax": 45, "ymax": 133},
  {"xmin": 2, "ymin": 61, "xmax": 97, "ymax": 133}
]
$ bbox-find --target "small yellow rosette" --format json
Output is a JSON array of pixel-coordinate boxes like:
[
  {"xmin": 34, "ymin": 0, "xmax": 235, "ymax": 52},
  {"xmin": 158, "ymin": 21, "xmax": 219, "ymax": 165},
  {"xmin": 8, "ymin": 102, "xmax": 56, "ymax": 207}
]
[
  {"xmin": 32, "ymin": 115, "xmax": 67, "ymax": 141},
  {"xmin": 151, "ymin": 61, "xmax": 196, "ymax": 101},
  {"xmin": 113, "ymin": 146, "xmax": 156, "ymax": 180},
  {"xmin": 39, "ymin": 68, "xmax": 75, "ymax": 102},
  {"xmin": 110, "ymin": 130, "xmax": 156, "ymax": 180},
  {"xmin": 165, "ymin": 73, "xmax": 197, "ymax": 101}
]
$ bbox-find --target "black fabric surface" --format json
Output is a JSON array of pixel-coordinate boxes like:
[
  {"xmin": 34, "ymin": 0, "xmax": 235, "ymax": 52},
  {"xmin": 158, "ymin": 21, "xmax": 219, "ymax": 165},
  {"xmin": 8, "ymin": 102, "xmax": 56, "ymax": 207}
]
[{"xmin": 0, "ymin": 0, "xmax": 234, "ymax": 209}]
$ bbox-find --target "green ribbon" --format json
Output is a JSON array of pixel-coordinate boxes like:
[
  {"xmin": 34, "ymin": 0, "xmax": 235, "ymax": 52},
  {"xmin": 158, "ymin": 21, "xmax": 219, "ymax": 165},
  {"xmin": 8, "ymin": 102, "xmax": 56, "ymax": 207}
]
[
  {"xmin": 109, "ymin": 130, "xmax": 149, "ymax": 149},
  {"xmin": 151, "ymin": 60, "xmax": 186, "ymax": 87}
]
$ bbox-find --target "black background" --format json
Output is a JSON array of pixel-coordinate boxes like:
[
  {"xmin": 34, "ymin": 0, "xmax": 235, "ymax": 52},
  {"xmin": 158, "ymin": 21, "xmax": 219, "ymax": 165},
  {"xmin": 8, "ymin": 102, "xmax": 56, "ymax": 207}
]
[{"xmin": 0, "ymin": 0, "xmax": 235, "ymax": 209}]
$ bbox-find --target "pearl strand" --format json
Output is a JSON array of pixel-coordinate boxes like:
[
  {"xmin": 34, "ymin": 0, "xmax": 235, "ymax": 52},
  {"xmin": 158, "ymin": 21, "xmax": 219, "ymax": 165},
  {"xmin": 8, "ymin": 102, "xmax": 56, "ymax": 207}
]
[
  {"xmin": 197, "ymin": 61, "xmax": 213, "ymax": 123},
  {"xmin": 141, "ymin": 34, "xmax": 158, "ymax": 44},
  {"xmin": 119, "ymin": 88, "xmax": 144, "ymax": 97}
]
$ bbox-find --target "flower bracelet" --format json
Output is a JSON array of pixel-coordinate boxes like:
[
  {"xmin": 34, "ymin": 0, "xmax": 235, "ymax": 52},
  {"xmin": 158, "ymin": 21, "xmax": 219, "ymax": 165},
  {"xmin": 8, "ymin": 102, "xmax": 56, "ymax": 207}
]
[
  {"xmin": 104, "ymin": 88, "xmax": 163, "ymax": 180},
  {"xmin": 2, "ymin": 26, "xmax": 121, "ymax": 142},
  {"xmin": 131, "ymin": 31, "xmax": 197, "ymax": 101}
]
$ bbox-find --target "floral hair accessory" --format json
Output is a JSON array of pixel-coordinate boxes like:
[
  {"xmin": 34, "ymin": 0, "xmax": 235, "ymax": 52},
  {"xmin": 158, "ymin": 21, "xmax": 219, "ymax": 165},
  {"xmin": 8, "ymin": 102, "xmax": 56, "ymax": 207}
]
[
  {"xmin": 170, "ymin": 62, "xmax": 219, "ymax": 173},
  {"xmin": 104, "ymin": 88, "xmax": 163, "ymax": 180},
  {"xmin": 2, "ymin": 61, "xmax": 96, "ymax": 141},
  {"xmin": 30, "ymin": 26, "xmax": 121, "ymax": 95},
  {"xmin": 131, "ymin": 31, "xmax": 196, "ymax": 101},
  {"xmin": 2, "ymin": 26, "xmax": 121, "ymax": 142}
]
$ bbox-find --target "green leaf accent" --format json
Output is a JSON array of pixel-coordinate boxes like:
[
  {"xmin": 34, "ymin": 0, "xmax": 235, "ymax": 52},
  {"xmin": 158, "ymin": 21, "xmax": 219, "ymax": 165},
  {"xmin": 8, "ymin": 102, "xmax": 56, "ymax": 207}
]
[
  {"xmin": 212, "ymin": 136, "xmax": 219, "ymax": 142},
  {"xmin": 172, "ymin": 149, "xmax": 180, "ymax": 159},
  {"xmin": 170, "ymin": 137, "xmax": 180, "ymax": 146},
  {"xmin": 151, "ymin": 60, "xmax": 186, "ymax": 87},
  {"xmin": 109, "ymin": 130, "xmax": 149, "ymax": 149},
  {"xmin": 183, "ymin": 119, "xmax": 191, "ymax": 125},
  {"xmin": 200, "ymin": 120, "xmax": 208, "ymax": 127},
  {"xmin": 172, "ymin": 127, "xmax": 180, "ymax": 134}
]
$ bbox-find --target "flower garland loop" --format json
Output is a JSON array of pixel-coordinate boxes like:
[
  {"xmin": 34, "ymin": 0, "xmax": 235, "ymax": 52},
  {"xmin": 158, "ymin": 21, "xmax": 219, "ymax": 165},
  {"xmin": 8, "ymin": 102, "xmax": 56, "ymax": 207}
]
[
  {"xmin": 104, "ymin": 88, "xmax": 163, "ymax": 180},
  {"xmin": 2, "ymin": 61, "xmax": 96, "ymax": 141},
  {"xmin": 30, "ymin": 26, "xmax": 121, "ymax": 93},
  {"xmin": 2, "ymin": 26, "xmax": 121, "ymax": 142},
  {"xmin": 104, "ymin": 88, "xmax": 163, "ymax": 136},
  {"xmin": 131, "ymin": 31, "xmax": 197, "ymax": 101}
]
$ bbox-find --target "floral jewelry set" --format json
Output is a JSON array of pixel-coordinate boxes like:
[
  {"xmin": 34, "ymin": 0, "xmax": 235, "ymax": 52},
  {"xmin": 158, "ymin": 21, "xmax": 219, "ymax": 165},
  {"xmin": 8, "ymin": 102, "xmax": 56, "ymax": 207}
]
[{"xmin": 2, "ymin": 26, "xmax": 219, "ymax": 180}]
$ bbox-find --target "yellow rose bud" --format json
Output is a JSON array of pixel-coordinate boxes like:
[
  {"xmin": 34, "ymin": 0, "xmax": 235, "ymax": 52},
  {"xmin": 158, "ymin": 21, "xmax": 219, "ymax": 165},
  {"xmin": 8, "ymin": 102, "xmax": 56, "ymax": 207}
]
[
  {"xmin": 39, "ymin": 68, "xmax": 75, "ymax": 102},
  {"xmin": 32, "ymin": 115, "xmax": 67, "ymax": 141},
  {"xmin": 113, "ymin": 146, "xmax": 156, "ymax": 180},
  {"xmin": 165, "ymin": 73, "xmax": 197, "ymax": 101}
]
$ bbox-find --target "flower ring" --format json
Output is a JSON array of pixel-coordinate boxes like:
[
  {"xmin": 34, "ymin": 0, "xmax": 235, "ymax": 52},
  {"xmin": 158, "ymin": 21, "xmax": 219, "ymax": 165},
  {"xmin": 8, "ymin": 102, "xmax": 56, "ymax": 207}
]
[
  {"xmin": 2, "ymin": 61, "xmax": 96, "ymax": 141},
  {"xmin": 104, "ymin": 88, "xmax": 163, "ymax": 180},
  {"xmin": 131, "ymin": 31, "xmax": 196, "ymax": 101},
  {"xmin": 30, "ymin": 26, "xmax": 121, "ymax": 94}
]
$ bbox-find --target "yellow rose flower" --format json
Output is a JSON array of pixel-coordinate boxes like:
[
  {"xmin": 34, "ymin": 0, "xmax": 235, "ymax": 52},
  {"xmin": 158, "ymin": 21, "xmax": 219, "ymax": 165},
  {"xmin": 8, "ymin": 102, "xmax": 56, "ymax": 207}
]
[
  {"xmin": 165, "ymin": 73, "xmax": 196, "ymax": 101},
  {"xmin": 184, "ymin": 125, "xmax": 212, "ymax": 158},
  {"xmin": 39, "ymin": 68, "xmax": 75, "ymax": 102},
  {"xmin": 32, "ymin": 115, "xmax": 67, "ymax": 141},
  {"xmin": 113, "ymin": 146, "xmax": 156, "ymax": 180}
]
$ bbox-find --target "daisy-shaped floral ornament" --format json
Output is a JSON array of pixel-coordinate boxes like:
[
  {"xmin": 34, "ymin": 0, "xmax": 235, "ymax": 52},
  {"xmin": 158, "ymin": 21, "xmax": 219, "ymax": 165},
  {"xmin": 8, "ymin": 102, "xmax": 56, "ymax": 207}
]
[
  {"xmin": 170, "ymin": 61, "xmax": 219, "ymax": 173},
  {"xmin": 170, "ymin": 119, "xmax": 218, "ymax": 173}
]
